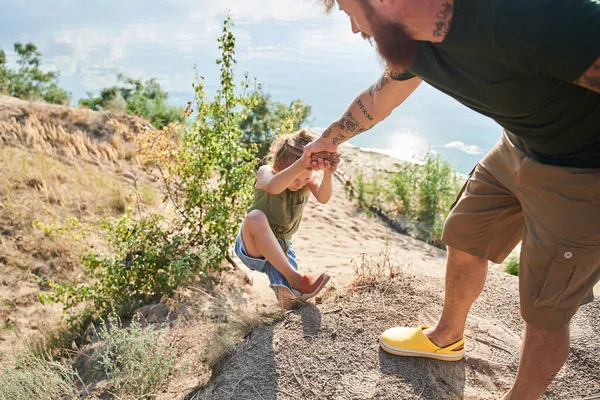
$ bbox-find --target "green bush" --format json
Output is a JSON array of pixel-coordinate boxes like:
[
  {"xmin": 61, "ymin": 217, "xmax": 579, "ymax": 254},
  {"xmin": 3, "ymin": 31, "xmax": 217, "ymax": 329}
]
[
  {"xmin": 44, "ymin": 16, "xmax": 307, "ymax": 319},
  {"xmin": 79, "ymin": 74, "xmax": 184, "ymax": 129},
  {"xmin": 0, "ymin": 50, "xmax": 9, "ymax": 94},
  {"xmin": 96, "ymin": 316, "xmax": 175, "ymax": 399},
  {"xmin": 504, "ymin": 254, "xmax": 520, "ymax": 276},
  {"xmin": 352, "ymin": 153, "xmax": 461, "ymax": 248},
  {"xmin": 0, "ymin": 42, "xmax": 71, "ymax": 105},
  {"xmin": 45, "ymin": 213, "xmax": 205, "ymax": 317},
  {"xmin": 0, "ymin": 346, "xmax": 80, "ymax": 400},
  {"xmin": 389, "ymin": 154, "xmax": 460, "ymax": 246},
  {"xmin": 356, "ymin": 171, "xmax": 387, "ymax": 211}
]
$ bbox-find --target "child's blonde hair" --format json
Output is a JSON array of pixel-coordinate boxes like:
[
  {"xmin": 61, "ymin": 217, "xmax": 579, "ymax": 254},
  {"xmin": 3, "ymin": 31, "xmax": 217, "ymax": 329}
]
[{"xmin": 268, "ymin": 129, "xmax": 316, "ymax": 170}]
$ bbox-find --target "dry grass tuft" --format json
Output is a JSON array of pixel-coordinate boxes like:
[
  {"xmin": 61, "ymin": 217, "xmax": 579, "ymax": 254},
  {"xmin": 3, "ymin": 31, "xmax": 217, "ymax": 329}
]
[
  {"xmin": 0, "ymin": 96, "xmax": 142, "ymax": 164},
  {"xmin": 351, "ymin": 242, "xmax": 402, "ymax": 288}
]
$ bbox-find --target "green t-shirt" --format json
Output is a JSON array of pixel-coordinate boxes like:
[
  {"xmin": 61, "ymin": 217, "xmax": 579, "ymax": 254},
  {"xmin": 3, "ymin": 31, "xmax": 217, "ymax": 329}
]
[{"xmin": 393, "ymin": 0, "xmax": 600, "ymax": 168}]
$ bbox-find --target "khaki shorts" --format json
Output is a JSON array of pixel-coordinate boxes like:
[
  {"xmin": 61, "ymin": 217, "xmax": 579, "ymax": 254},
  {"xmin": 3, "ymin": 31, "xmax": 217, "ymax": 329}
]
[{"xmin": 442, "ymin": 131, "xmax": 600, "ymax": 331}]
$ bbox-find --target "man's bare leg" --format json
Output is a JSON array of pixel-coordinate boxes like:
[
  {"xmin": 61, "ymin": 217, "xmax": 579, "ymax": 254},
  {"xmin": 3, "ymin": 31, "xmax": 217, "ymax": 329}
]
[
  {"xmin": 424, "ymin": 247, "xmax": 488, "ymax": 347},
  {"xmin": 503, "ymin": 323, "xmax": 570, "ymax": 400}
]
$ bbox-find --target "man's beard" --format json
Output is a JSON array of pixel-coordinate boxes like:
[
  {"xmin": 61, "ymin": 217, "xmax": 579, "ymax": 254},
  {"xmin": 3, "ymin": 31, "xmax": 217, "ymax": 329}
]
[{"xmin": 362, "ymin": 9, "xmax": 419, "ymax": 74}]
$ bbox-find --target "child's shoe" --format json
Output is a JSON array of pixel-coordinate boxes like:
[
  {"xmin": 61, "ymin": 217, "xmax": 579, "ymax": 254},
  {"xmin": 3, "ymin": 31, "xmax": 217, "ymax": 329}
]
[{"xmin": 297, "ymin": 273, "xmax": 330, "ymax": 301}]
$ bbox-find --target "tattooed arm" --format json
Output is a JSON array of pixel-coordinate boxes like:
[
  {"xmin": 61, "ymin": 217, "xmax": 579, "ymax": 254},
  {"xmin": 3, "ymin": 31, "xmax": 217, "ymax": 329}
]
[
  {"xmin": 574, "ymin": 57, "xmax": 600, "ymax": 94},
  {"xmin": 308, "ymin": 73, "xmax": 422, "ymax": 156}
]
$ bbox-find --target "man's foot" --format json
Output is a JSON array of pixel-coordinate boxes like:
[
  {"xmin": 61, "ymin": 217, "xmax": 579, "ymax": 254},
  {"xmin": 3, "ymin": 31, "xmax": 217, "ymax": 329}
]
[
  {"xmin": 297, "ymin": 272, "xmax": 330, "ymax": 301},
  {"xmin": 380, "ymin": 325, "xmax": 465, "ymax": 362},
  {"xmin": 423, "ymin": 326, "xmax": 465, "ymax": 351}
]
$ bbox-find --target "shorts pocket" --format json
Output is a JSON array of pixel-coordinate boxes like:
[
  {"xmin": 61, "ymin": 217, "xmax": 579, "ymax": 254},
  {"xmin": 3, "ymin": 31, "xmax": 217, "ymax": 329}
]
[{"xmin": 534, "ymin": 240, "xmax": 600, "ymax": 309}]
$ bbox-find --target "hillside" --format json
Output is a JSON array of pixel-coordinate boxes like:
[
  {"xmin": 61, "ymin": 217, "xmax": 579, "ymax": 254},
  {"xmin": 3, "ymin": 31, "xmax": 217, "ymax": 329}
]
[
  {"xmin": 195, "ymin": 272, "xmax": 600, "ymax": 400},
  {"xmin": 1, "ymin": 96, "xmax": 598, "ymax": 400},
  {"xmin": 0, "ymin": 95, "xmax": 155, "ymax": 359}
]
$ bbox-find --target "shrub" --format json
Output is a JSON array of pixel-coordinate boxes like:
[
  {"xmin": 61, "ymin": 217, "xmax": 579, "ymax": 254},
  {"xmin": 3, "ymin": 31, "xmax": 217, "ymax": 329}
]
[
  {"xmin": 504, "ymin": 254, "xmax": 520, "ymax": 276},
  {"xmin": 389, "ymin": 153, "xmax": 460, "ymax": 246},
  {"xmin": 96, "ymin": 316, "xmax": 175, "ymax": 399},
  {"xmin": 46, "ymin": 16, "xmax": 307, "ymax": 319},
  {"xmin": 79, "ymin": 74, "xmax": 183, "ymax": 129},
  {"xmin": 45, "ymin": 213, "xmax": 205, "ymax": 317},
  {"xmin": 0, "ymin": 346, "xmax": 80, "ymax": 400},
  {"xmin": 239, "ymin": 91, "xmax": 311, "ymax": 159}
]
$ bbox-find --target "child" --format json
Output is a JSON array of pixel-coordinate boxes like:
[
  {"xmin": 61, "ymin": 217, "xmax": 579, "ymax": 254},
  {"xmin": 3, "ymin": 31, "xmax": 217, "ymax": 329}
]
[{"xmin": 234, "ymin": 129, "xmax": 340, "ymax": 309}]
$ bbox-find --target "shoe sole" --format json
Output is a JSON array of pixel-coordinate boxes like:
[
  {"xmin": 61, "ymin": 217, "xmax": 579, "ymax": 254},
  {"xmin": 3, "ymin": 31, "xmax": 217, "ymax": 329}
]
[
  {"xmin": 298, "ymin": 274, "xmax": 330, "ymax": 302},
  {"xmin": 379, "ymin": 338, "xmax": 465, "ymax": 362}
]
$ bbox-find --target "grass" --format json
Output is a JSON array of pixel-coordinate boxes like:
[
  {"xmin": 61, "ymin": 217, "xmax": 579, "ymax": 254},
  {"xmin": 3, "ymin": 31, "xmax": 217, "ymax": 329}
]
[
  {"xmin": 352, "ymin": 239, "xmax": 401, "ymax": 287},
  {"xmin": 0, "ymin": 99, "xmax": 144, "ymax": 362},
  {"xmin": 0, "ymin": 147, "xmax": 129, "ymax": 220},
  {"xmin": 96, "ymin": 316, "xmax": 176, "ymax": 399},
  {"xmin": 0, "ymin": 345, "xmax": 82, "ymax": 400},
  {"xmin": 348, "ymin": 153, "xmax": 461, "ymax": 248}
]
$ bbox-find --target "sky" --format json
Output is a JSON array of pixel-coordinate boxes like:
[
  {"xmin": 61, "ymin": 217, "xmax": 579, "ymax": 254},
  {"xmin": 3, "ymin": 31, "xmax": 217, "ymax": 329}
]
[{"xmin": 0, "ymin": 0, "xmax": 502, "ymax": 173}]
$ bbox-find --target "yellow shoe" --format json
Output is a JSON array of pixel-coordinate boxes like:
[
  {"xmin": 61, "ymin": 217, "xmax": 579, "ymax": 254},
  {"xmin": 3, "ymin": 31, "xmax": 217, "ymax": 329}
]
[{"xmin": 380, "ymin": 325, "xmax": 465, "ymax": 362}]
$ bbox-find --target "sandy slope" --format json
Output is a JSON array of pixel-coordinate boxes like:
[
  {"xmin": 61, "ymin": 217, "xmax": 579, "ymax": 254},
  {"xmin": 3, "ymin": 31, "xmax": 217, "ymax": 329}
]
[{"xmin": 216, "ymin": 146, "xmax": 600, "ymax": 400}]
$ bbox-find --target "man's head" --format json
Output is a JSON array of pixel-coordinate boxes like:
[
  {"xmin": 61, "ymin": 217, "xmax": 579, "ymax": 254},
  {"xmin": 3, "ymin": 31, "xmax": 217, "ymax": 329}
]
[{"xmin": 319, "ymin": 0, "xmax": 418, "ymax": 72}]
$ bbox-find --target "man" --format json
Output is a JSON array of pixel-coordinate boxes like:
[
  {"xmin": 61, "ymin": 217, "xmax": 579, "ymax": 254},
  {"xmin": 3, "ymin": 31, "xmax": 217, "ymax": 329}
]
[{"xmin": 304, "ymin": 0, "xmax": 600, "ymax": 399}]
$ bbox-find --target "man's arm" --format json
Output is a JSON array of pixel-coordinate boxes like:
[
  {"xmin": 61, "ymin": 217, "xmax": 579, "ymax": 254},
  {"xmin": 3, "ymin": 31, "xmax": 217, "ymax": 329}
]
[
  {"xmin": 310, "ymin": 73, "xmax": 422, "ymax": 153},
  {"xmin": 574, "ymin": 57, "xmax": 600, "ymax": 94}
]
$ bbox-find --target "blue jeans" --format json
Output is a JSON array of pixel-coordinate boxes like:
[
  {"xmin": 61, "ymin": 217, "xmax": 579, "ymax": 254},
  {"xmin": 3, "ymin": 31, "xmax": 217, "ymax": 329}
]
[{"xmin": 234, "ymin": 232, "xmax": 298, "ymax": 295}]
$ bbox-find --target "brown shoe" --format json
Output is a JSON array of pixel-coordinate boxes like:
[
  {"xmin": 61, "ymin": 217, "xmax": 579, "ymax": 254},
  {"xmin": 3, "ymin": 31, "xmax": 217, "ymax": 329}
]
[{"xmin": 297, "ymin": 273, "xmax": 330, "ymax": 301}]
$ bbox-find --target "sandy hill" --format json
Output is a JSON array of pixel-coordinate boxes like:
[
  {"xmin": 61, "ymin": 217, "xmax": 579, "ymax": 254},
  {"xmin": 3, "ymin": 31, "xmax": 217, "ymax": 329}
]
[
  {"xmin": 0, "ymin": 95, "xmax": 154, "ymax": 359},
  {"xmin": 195, "ymin": 272, "xmax": 600, "ymax": 400}
]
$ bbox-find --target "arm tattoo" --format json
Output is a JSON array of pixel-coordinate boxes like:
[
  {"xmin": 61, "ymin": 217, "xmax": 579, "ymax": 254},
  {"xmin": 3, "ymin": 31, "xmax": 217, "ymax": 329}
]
[
  {"xmin": 337, "ymin": 109, "xmax": 369, "ymax": 136},
  {"xmin": 357, "ymin": 99, "xmax": 374, "ymax": 121},
  {"xmin": 326, "ymin": 109, "xmax": 372, "ymax": 145},
  {"xmin": 575, "ymin": 59, "xmax": 600, "ymax": 94},
  {"xmin": 369, "ymin": 74, "xmax": 391, "ymax": 97},
  {"xmin": 433, "ymin": 2, "xmax": 453, "ymax": 38},
  {"xmin": 332, "ymin": 135, "xmax": 346, "ymax": 145}
]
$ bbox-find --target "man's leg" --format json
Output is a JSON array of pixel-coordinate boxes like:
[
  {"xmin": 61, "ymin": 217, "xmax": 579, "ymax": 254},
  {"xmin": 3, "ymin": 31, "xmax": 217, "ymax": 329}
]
[
  {"xmin": 424, "ymin": 247, "xmax": 488, "ymax": 347},
  {"xmin": 503, "ymin": 324, "xmax": 570, "ymax": 400}
]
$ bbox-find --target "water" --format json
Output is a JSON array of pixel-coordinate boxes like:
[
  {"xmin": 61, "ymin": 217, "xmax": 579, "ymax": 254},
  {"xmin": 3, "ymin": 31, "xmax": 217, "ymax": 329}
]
[{"xmin": 0, "ymin": 0, "xmax": 502, "ymax": 173}]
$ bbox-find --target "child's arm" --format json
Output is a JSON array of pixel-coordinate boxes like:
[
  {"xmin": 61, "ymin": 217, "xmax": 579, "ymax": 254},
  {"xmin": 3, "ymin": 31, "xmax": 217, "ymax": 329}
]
[
  {"xmin": 255, "ymin": 157, "xmax": 310, "ymax": 194},
  {"xmin": 307, "ymin": 159, "xmax": 336, "ymax": 204}
]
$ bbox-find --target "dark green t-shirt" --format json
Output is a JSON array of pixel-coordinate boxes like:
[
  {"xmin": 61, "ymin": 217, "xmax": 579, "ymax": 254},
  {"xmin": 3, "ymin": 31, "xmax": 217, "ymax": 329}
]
[{"xmin": 393, "ymin": 0, "xmax": 600, "ymax": 168}]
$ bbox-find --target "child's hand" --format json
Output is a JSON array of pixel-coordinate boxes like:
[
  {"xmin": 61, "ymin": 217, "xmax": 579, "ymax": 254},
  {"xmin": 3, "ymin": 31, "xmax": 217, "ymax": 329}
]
[
  {"xmin": 310, "ymin": 151, "xmax": 341, "ymax": 170},
  {"xmin": 317, "ymin": 158, "xmax": 339, "ymax": 176}
]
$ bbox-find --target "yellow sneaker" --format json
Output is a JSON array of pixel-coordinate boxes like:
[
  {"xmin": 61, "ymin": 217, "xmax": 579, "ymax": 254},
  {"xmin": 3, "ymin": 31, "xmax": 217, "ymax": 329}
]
[{"xmin": 380, "ymin": 325, "xmax": 465, "ymax": 362}]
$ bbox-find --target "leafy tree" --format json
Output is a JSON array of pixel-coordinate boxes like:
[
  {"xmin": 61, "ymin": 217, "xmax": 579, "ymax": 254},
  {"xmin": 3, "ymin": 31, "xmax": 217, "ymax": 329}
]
[
  {"xmin": 3, "ymin": 42, "xmax": 71, "ymax": 104},
  {"xmin": 79, "ymin": 74, "xmax": 184, "ymax": 129},
  {"xmin": 239, "ymin": 91, "xmax": 311, "ymax": 158},
  {"xmin": 0, "ymin": 49, "xmax": 8, "ymax": 93}
]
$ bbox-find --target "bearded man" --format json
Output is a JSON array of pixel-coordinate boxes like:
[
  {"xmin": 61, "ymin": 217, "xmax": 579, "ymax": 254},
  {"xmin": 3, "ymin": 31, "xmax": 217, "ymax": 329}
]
[{"xmin": 304, "ymin": 1, "xmax": 600, "ymax": 398}]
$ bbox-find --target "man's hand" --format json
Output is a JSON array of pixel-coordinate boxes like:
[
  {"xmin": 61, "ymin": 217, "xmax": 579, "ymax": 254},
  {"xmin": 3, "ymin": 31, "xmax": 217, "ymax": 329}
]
[
  {"xmin": 304, "ymin": 137, "xmax": 340, "ymax": 171},
  {"xmin": 311, "ymin": 151, "xmax": 341, "ymax": 169}
]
